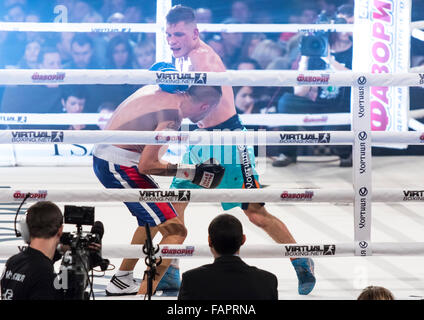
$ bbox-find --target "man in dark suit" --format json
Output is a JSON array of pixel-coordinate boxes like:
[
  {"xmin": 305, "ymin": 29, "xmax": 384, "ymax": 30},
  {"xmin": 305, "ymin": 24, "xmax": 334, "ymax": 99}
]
[{"xmin": 178, "ymin": 214, "xmax": 278, "ymax": 300}]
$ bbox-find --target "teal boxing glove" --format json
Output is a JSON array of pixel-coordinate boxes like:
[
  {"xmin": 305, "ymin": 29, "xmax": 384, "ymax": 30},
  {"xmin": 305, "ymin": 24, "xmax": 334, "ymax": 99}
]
[{"xmin": 149, "ymin": 62, "xmax": 189, "ymax": 93}]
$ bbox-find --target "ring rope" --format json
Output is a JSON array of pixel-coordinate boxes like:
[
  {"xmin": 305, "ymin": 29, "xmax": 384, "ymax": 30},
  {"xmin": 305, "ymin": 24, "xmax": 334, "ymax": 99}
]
[
  {"xmin": 1, "ymin": 112, "xmax": 422, "ymax": 128},
  {"xmin": 0, "ymin": 112, "xmax": 352, "ymax": 127},
  {"xmin": 3, "ymin": 188, "xmax": 423, "ymax": 203},
  {"xmin": 0, "ymin": 69, "xmax": 422, "ymax": 86},
  {"xmin": 1, "ymin": 130, "xmax": 422, "ymax": 145},
  {"xmin": 0, "ymin": 22, "xmax": 355, "ymax": 33},
  {"xmin": 1, "ymin": 242, "xmax": 424, "ymax": 259}
]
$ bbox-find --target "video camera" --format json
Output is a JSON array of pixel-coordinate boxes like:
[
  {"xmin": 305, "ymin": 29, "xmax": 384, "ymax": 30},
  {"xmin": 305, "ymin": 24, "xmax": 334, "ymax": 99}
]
[
  {"xmin": 300, "ymin": 12, "xmax": 347, "ymax": 70},
  {"xmin": 59, "ymin": 205, "xmax": 109, "ymax": 300}
]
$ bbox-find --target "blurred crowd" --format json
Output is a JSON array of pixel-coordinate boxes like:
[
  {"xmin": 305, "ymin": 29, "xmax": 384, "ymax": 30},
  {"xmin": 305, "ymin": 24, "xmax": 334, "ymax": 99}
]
[{"xmin": 0, "ymin": 0, "xmax": 423, "ymax": 135}]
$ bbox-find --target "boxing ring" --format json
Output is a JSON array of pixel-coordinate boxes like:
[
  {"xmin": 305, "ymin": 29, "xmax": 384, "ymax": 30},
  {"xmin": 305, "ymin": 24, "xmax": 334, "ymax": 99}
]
[{"xmin": 1, "ymin": 0, "xmax": 424, "ymax": 300}]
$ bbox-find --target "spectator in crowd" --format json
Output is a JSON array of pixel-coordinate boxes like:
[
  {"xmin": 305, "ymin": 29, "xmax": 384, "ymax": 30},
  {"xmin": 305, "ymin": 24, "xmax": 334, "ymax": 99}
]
[
  {"xmin": 195, "ymin": 7, "xmax": 213, "ymax": 42},
  {"xmin": 100, "ymin": 36, "xmax": 137, "ymax": 110},
  {"xmin": 60, "ymin": 85, "xmax": 98, "ymax": 130},
  {"xmin": 96, "ymin": 102, "xmax": 116, "ymax": 130},
  {"xmin": 124, "ymin": 3, "xmax": 142, "ymax": 23},
  {"xmin": 206, "ymin": 34, "xmax": 225, "ymax": 59},
  {"xmin": 106, "ymin": 35, "xmax": 134, "ymax": 69},
  {"xmin": 100, "ymin": 0, "xmax": 127, "ymax": 21},
  {"xmin": 357, "ymin": 286, "xmax": 395, "ymax": 300},
  {"xmin": 1, "ymin": 46, "xmax": 63, "ymax": 128},
  {"xmin": 233, "ymin": 58, "xmax": 261, "ymax": 70},
  {"xmin": 273, "ymin": 5, "xmax": 354, "ymax": 168},
  {"xmin": 249, "ymin": 39, "xmax": 285, "ymax": 69},
  {"xmin": 239, "ymin": 32, "xmax": 267, "ymax": 62},
  {"xmin": 17, "ymin": 39, "xmax": 41, "ymax": 69},
  {"xmin": 195, "ymin": 7, "xmax": 212, "ymax": 23},
  {"xmin": 133, "ymin": 40, "xmax": 155, "ymax": 69},
  {"xmin": 25, "ymin": 10, "xmax": 42, "ymax": 43},
  {"xmin": 70, "ymin": 0, "xmax": 94, "ymax": 22},
  {"xmin": 56, "ymin": 32, "xmax": 75, "ymax": 67},
  {"xmin": 63, "ymin": 33, "xmax": 101, "ymax": 69},
  {"xmin": 219, "ymin": 18, "xmax": 244, "ymax": 68},
  {"xmin": 231, "ymin": 1, "xmax": 252, "ymax": 24},
  {"xmin": 234, "ymin": 86, "xmax": 256, "ymax": 114},
  {"xmin": 178, "ymin": 214, "xmax": 278, "ymax": 300},
  {"xmin": 2, "ymin": 3, "xmax": 27, "ymax": 67},
  {"xmin": 284, "ymin": 3, "xmax": 321, "ymax": 67}
]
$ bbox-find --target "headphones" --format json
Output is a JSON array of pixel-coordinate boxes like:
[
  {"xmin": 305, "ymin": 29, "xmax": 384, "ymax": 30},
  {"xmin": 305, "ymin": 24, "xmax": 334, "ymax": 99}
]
[{"xmin": 14, "ymin": 193, "xmax": 31, "ymax": 244}]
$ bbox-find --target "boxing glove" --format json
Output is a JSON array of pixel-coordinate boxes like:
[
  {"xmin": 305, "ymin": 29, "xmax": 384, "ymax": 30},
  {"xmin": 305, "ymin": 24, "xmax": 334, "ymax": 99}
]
[
  {"xmin": 149, "ymin": 62, "xmax": 189, "ymax": 93},
  {"xmin": 176, "ymin": 158, "xmax": 225, "ymax": 189}
]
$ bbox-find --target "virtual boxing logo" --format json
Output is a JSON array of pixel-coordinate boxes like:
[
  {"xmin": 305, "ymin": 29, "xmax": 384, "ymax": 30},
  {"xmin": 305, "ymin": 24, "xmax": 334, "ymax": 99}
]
[
  {"xmin": 155, "ymin": 72, "xmax": 207, "ymax": 85},
  {"xmin": 138, "ymin": 190, "xmax": 191, "ymax": 202},
  {"xmin": 419, "ymin": 74, "xmax": 424, "ymax": 85},
  {"xmin": 403, "ymin": 190, "xmax": 424, "ymax": 201},
  {"xmin": 11, "ymin": 131, "xmax": 64, "ymax": 143},
  {"xmin": 0, "ymin": 115, "xmax": 27, "ymax": 124},
  {"xmin": 279, "ymin": 133, "xmax": 331, "ymax": 144},
  {"xmin": 283, "ymin": 245, "xmax": 336, "ymax": 257}
]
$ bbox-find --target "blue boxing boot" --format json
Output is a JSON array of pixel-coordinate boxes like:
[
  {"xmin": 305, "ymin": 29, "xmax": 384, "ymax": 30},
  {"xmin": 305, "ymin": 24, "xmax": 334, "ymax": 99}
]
[
  {"xmin": 291, "ymin": 258, "xmax": 316, "ymax": 295},
  {"xmin": 155, "ymin": 265, "xmax": 181, "ymax": 296}
]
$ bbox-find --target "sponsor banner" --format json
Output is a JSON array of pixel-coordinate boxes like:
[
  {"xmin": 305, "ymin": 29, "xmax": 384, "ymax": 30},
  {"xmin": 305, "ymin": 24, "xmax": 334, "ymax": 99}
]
[
  {"xmin": 356, "ymin": 240, "xmax": 371, "ymax": 257},
  {"xmin": 11, "ymin": 131, "xmax": 64, "ymax": 143},
  {"xmin": 353, "ymin": 0, "xmax": 410, "ymax": 137},
  {"xmin": 160, "ymin": 246, "xmax": 195, "ymax": 257},
  {"xmin": 32, "ymin": 72, "xmax": 65, "ymax": 82},
  {"xmin": 0, "ymin": 115, "xmax": 27, "ymax": 124},
  {"xmin": 403, "ymin": 190, "xmax": 424, "ymax": 201},
  {"xmin": 278, "ymin": 132, "xmax": 331, "ymax": 144},
  {"xmin": 352, "ymin": 81, "xmax": 372, "ymax": 256},
  {"xmin": 296, "ymin": 73, "xmax": 330, "ymax": 85},
  {"xmin": 283, "ymin": 245, "xmax": 336, "ymax": 257},
  {"xmin": 155, "ymin": 134, "xmax": 189, "ymax": 143},
  {"xmin": 138, "ymin": 190, "xmax": 191, "ymax": 202},
  {"xmin": 280, "ymin": 191, "xmax": 314, "ymax": 201},
  {"xmin": 155, "ymin": 72, "xmax": 207, "ymax": 85},
  {"xmin": 13, "ymin": 190, "xmax": 47, "ymax": 201}
]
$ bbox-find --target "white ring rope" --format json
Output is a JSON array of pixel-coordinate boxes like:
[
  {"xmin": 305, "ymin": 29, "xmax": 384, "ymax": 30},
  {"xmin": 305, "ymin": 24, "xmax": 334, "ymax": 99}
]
[
  {"xmin": 0, "ymin": 69, "xmax": 422, "ymax": 86},
  {"xmin": 0, "ymin": 129, "xmax": 422, "ymax": 145},
  {"xmin": 3, "ymin": 188, "xmax": 423, "ymax": 203},
  {"xmin": 1, "ymin": 242, "xmax": 424, "ymax": 259},
  {"xmin": 0, "ymin": 112, "xmax": 422, "ymax": 128},
  {"xmin": 0, "ymin": 112, "xmax": 352, "ymax": 127},
  {"xmin": 0, "ymin": 22, "xmax": 354, "ymax": 33}
]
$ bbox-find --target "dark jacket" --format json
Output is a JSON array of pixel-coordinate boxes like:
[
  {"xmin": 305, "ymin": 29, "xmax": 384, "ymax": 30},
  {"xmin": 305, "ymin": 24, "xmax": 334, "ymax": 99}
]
[{"xmin": 178, "ymin": 255, "xmax": 278, "ymax": 300}]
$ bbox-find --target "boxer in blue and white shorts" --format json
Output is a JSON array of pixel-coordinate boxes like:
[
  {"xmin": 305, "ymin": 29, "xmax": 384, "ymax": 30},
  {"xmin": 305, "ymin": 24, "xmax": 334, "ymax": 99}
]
[{"xmin": 92, "ymin": 78, "xmax": 223, "ymax": 296}]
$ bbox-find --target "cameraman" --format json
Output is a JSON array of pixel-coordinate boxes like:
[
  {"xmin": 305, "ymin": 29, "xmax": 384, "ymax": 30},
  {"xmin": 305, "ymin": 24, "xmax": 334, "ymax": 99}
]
[
  {"xmin": 272, "ymin": 5, "xmax": 353, "ymax": 168},
  {"xmin": 1, "ymin": 201, "xmax": 64, "ymax": 300}
]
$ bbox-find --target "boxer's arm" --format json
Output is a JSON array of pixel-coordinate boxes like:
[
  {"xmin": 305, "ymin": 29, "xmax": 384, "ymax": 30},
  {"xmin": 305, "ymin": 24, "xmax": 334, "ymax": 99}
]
[{"xmin": 138, "ymin": 120, "xmax": 178, "ymax": 176}]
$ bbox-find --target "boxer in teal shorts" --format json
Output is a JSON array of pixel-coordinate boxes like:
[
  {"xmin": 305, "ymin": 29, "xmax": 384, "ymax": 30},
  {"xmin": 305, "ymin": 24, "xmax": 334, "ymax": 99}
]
[{"xmin": 170, "ymin": 114, "xmax": 262, "ymax": 210}]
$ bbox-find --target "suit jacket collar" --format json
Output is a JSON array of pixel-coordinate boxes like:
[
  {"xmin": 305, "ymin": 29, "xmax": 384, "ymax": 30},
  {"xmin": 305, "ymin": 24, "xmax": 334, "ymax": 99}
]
[{"xmin": 214, "ymin": 255, "xmax": 245, "ymax": 264}]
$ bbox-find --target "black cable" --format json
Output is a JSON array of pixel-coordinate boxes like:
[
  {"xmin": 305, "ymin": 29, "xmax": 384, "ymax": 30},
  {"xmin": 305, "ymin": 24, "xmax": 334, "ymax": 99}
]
[{"xmin": 13, "ymin": 193, "xmax": 31, "ymax": 238}]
